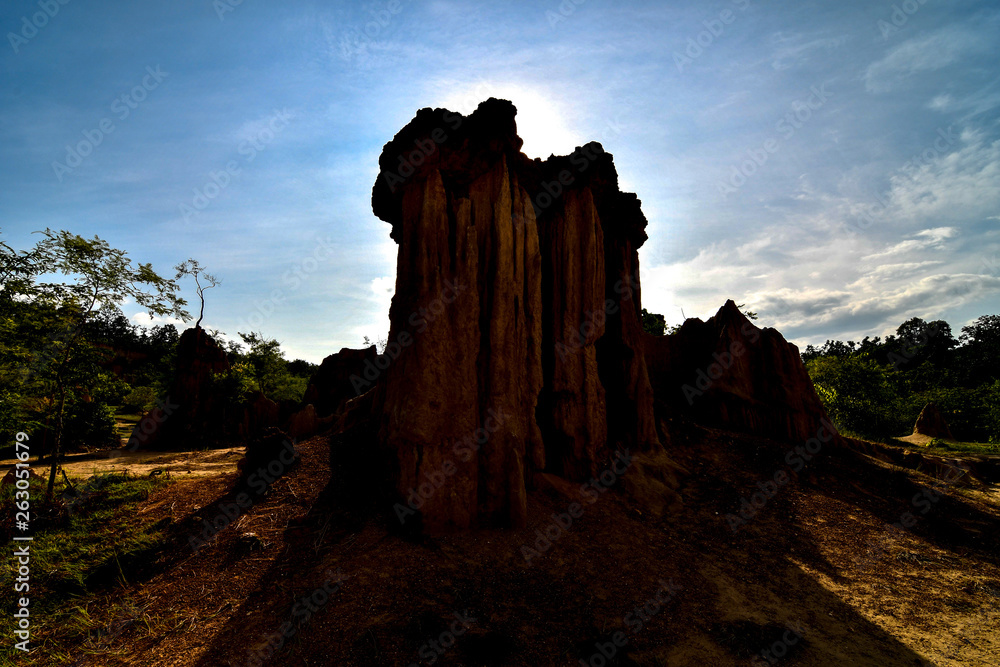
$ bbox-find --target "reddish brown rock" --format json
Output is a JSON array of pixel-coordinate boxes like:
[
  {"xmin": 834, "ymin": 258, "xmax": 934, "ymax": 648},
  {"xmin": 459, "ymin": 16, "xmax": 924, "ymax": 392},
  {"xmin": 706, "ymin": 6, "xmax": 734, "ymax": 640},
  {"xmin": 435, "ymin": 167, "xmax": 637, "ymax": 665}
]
[
  {"xmin": 361, "ymin": 98, "xmax": 660, "ymax": 530},
  {"xmin": 302, "ymin": 346, "xmax": 379, "ymax": 418},
  {"xmin": 287, "ymin": 403, "xmax": 319, "ymax": 440},
  {"xmin": 237, "ymin": 427, "xmax": 298, "ymax": 491},
  {"xmin": 241, "ymin": 391, "xmax": 280, "ymax": 441},
  {"xmin": 128, "ymin": 326, "xmax": 230, "ymax": 449},
  {"xmin": 913, "ymin": 402, "xmax": 954, "ymax": 439},
  {"xmin": 643, "ymin": 300, "xmax": 837, "ymax": 445}
]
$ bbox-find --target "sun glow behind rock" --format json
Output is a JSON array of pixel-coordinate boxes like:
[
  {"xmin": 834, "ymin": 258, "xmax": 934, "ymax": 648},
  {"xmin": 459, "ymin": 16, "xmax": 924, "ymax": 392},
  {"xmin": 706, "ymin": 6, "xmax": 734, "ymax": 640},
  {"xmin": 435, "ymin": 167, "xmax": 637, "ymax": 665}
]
[{"xmin": 437, "ymin": 82, "xmax": 583, "ymax": 160}]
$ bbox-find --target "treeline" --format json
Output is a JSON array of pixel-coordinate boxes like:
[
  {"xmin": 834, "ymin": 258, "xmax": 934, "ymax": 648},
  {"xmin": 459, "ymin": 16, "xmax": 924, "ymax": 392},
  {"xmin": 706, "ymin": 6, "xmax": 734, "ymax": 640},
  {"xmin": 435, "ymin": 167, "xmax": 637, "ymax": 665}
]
[
  {"xmin": 802, "ymin": 316, "xmax": 1000, "ymax": 443},
  {"xmin": 1, "ymin": 229, "xmax": 315, "ymax": 463}
]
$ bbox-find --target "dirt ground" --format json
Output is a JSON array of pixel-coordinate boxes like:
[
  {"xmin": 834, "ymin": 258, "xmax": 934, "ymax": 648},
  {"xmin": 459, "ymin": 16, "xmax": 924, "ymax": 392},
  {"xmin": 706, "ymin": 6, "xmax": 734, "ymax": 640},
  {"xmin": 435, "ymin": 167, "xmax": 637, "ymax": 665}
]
[
  {"xmin": 0, "ymin": 446, "xmax": 246, "ymax": 480},
  {"xmin": 25, "ymin": 424, "xmax": 1000, "ymax": 666}
]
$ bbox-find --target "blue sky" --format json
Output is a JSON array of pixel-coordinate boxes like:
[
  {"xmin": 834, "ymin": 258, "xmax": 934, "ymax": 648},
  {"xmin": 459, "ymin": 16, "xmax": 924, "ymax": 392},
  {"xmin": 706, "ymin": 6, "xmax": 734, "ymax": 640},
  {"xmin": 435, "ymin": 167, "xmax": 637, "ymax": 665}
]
[{"xmin": 2, "ymin": 0, "xmax": 998, "ymax": 362}]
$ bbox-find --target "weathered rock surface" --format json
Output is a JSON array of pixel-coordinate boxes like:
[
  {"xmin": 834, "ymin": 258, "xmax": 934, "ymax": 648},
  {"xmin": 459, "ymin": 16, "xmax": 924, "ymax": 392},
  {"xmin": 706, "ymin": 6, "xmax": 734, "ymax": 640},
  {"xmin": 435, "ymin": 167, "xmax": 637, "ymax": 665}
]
[
  {"xmin": 287, "ymin": 403, "xmax": 320, "ymax": 440},
  {"xmin": 303, "ymin": 346, "xmax": 379, "ymax": 418},
  {"xmin": 643, "ymin": 300, "xmax": 837, "ymax": 445},
  {"xmin": 240, "ymin": 391, "xmax": 280, "ymax": 441},
  {"xmin": 237, "ymin": 427, "xmax": 298, "ymax": 491},
  {"xmin": 360, "ymin": 98, "xmax": 660, "ymax": 530},
  {"xmin": 913, "ymin": 402, "xmax": 954, "ymax": 439}
]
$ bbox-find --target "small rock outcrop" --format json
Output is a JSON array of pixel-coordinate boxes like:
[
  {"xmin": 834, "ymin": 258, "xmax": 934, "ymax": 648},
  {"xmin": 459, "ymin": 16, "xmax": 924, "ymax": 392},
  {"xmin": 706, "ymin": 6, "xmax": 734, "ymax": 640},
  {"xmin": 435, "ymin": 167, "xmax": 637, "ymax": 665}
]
[
  {"xmin": 237, "ymin": 427, "xmax": 298, "ymax": 490},
  {"xmin": 303, "ymin": 346, "xmax": 379, "ymax": 418},
  {"xmin": 643, "ymin": 300, "xmax": 837, "ymax": 444},
  {"xmin": 913, "ymin": 402, "xmax": 954, "ymax": 440},
  {"xmin": 128, "ymin": 326, "xmax": 230, "ymax": 449}
]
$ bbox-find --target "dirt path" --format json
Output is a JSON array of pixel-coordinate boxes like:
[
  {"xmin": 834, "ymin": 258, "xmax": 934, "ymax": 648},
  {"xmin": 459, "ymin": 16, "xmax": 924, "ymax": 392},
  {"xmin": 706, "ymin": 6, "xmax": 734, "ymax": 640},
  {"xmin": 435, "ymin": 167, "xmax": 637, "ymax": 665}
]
[{"xmin": 0, "ymin": 446, "xmax": 245, "ymax": 480}]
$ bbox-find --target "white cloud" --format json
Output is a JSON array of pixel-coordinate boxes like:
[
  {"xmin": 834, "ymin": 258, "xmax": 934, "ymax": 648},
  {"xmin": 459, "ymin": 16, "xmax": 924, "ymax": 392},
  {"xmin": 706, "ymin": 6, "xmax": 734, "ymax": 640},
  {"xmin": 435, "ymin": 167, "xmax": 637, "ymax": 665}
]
[{"xmin": 864, "ymin": 26, "xmax": 985, "ymax": 93}]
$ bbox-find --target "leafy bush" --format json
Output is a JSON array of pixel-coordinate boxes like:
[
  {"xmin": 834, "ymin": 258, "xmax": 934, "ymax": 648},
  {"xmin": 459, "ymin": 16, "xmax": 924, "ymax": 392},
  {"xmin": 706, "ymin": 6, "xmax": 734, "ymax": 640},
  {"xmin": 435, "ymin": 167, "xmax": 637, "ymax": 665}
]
[
  {"xmin": 807, "ymin": 356, "xmax": 910, "ymax": 438},
  {"xmin": 121, "ymin": 385, "xmax": 157, "ymax": 413},
  {"xmin": 63, "ymin": 400, "xmax": 117, "ymax": 449}
]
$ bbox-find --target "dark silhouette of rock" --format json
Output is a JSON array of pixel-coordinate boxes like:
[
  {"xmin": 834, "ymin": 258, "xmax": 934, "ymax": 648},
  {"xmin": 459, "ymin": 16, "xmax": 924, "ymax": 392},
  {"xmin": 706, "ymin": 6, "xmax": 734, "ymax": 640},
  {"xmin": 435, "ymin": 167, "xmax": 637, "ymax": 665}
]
[
  {"xmin": 356, "ymin": 98, "xmax": 660, "ymax": 530},
  {"xmin": 240, "ymin": 391, "xmax": 280, "ymax": 441},
  {"xmin": 128, "ymin": 326, "xmax": 229, "ymax": 449},
  {"xmin": 287, "ymin": 403, "xmax": 319, "ymax": 440},
  {"xmin": 913, "ymin": 402, "xmax": 954, "ymax": 439},
  {"xmin": 303, "ymin": 346, "xmax": 379, "ymax": 418},
  {"xmin": 237, "ymin": 427, "xmax": 298, "ymax": 491},
  {"xmin": 643, "ymin": 300, "xmax": 838, "ymax": 445}
]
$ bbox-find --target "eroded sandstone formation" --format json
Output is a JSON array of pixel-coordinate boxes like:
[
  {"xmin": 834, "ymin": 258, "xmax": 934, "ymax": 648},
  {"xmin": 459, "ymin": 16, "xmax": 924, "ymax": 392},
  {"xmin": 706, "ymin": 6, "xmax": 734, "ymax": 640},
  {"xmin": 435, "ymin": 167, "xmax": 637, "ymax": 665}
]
[
  {"xmin": 129, "ymin": 326, "xmax": 230, "ymax": 449},
  {"xmin": 913, "ymin": 402, "xmax": 954, "ymax": 440},
  {"xmin": 362, "ymin": 98, "xmax": 660, "ymax": 530},
  {"xmin": 303, "ymin": 346, "xmax": 379, "ymax": 418},
  {"xmin": 321, "ymin": 99, "xmax": 841, "ymax": 531},
  {"xmin": 643, "ymin": 300, "xmax": 836, "ymax": 444}
]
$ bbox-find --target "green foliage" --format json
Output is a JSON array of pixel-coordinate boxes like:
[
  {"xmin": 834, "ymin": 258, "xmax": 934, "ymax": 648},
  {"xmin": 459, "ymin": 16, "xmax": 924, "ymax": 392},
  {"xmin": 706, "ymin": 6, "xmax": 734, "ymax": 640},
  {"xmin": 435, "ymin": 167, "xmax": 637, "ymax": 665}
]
[
  {"xmin": 91, "ymin": 371, "xmax": 132, "ymax": 406},
  {"xmin": 210, "ymin": 361, "xmax": 256, "ymax": 408},
  {"xmin": 287, "ymin": 358, "xmax": 318, "ymax": 378},
  {"xmin": 805, "ymin": 313, "xmax": 999, "ymax": 443},
  {"xmin": 807, "ymin": 355, "xmax": 910, "ymax": 437},
  {"xmin": 0, "ymin": 471, "xmax": 170, "ymax": 619},
  {"xmin": 1, "ymin": 229, "xmax": 188, "ymax": 497},
  {"xmin": 121, "ymin": 386, "xmax": 158, "ymax": 413},
  {"xmin": 238, "ymin": 331, "xmax": 293, "ymax": 400},
  {"xmin": 63, "ymin": 401, "xmax": 118, "ymax": 449},
  {"xmin": 641, "ymin": 308, "xmax": 666, "ymax": 336},
  {"xmin": 734, "ymin": 303, "xmax": 758, "ymax": 321},
  {"xmin": 272, "ymin": 374, "xmax": 308, "ymax": 402},
  {"xmin": 174, "ymin": 258, "xmax": 219, "ymax": 329}
]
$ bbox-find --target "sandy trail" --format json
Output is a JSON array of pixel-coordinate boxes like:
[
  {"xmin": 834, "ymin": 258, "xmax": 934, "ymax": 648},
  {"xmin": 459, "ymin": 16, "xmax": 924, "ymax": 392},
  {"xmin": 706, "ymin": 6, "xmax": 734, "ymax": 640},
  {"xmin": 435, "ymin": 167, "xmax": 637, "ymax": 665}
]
[{"xmin": 0, "ymin": 446, "xmax": 245, "ymax": 479}]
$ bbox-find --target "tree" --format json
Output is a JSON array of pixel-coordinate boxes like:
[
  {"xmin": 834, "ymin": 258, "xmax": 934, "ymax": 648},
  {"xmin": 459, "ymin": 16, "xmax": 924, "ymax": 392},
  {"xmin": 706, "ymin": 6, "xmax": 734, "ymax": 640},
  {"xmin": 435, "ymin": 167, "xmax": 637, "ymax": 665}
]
[
  {"xmin": 735, "ymin": 303, "xmax": 759, "ymax": 321},
  {"xmin": 957, "ymin": 315, "xmax": 1000, "ymax": 385},
  {"xmin": 238, "ymin": 332, "xmax": 287, "ymax": 399},
  {"xmin": 26, "ymin": 230, "xmax": 188, "ymax": 498},
  {"xmin": 174, "ymin": 259, "xmax": 220, "ymax": 329},
  {"xmin": 890, "ymin": 317, "xmax": 956, "ymax": 369},
  {"xmin": 640, "ymin": 308, "xmax": 666, "ymax": 336}
]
